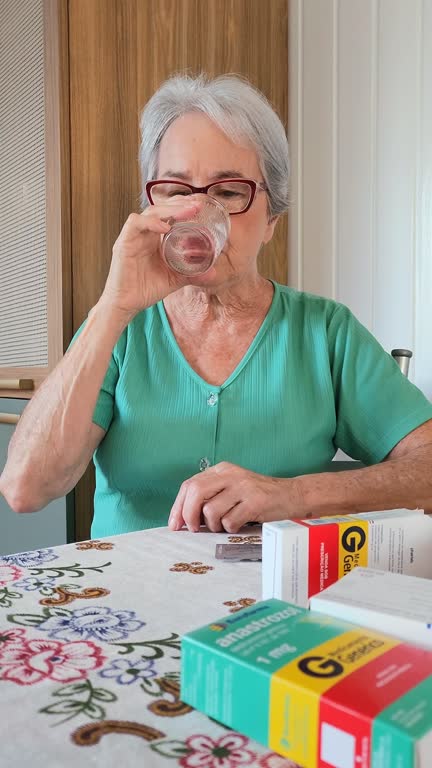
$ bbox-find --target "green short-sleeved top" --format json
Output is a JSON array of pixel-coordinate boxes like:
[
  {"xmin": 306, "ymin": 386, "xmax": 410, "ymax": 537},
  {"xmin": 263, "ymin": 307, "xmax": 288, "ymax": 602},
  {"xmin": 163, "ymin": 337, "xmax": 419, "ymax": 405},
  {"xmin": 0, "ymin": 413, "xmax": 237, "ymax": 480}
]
[{"xmin": 86, "ymin": 281, "xmax": 432, "ymax": 537}]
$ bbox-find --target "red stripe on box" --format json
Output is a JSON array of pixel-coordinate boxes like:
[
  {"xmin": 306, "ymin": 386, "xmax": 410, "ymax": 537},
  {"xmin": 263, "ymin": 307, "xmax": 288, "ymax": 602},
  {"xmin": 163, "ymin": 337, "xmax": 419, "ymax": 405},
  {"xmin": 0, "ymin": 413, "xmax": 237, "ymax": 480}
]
[
  {"xmin": 322, "ymin": 644, "xmax": 432, "ymax": 719},
  {"xmin": 306, "ymin": 522, "xmax": 339, "ymax": 597},
  {"xmin": 318, "ymin": 700, "xmax": 371, "ymax": 768}
]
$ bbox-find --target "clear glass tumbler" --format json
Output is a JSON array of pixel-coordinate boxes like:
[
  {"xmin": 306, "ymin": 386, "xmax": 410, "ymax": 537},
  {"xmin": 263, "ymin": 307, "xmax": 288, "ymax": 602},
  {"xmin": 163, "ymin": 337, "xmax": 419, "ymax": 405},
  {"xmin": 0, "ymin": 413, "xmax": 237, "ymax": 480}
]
[{"xmin": 162, "ymin": 194, "xmax": 231, "ymax": 276}]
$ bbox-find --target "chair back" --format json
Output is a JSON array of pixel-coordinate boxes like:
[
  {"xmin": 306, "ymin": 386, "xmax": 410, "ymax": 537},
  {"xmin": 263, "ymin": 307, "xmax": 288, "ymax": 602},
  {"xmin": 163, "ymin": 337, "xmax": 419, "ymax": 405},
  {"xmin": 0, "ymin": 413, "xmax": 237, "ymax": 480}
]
[{"xmin": 391, "ymin": 349, "xmax": 412, "ymax": 377}]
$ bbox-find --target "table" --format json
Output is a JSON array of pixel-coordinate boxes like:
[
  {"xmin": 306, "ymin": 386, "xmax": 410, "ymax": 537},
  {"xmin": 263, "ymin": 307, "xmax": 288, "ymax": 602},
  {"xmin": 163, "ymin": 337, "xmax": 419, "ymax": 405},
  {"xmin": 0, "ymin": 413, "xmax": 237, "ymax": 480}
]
[{"xmin": 0, "ymin": 526, "xmax": 297, "ymax": 768}]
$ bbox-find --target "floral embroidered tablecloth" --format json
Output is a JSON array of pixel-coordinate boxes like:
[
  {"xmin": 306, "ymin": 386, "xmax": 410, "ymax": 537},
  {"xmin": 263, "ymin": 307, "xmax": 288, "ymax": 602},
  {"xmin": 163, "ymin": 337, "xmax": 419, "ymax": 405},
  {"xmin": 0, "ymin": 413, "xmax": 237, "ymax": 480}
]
[{"xmin": 0, "ymin": 525, "xmax": 297, "ymax": 768}]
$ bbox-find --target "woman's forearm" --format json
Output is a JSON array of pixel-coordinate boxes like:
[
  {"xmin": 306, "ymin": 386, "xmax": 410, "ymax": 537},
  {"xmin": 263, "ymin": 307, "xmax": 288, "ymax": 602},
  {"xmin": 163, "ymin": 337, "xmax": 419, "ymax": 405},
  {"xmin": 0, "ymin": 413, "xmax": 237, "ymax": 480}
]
[
  {"xmin": 296, "ymin": 446, "xmax": 432, "ymax": 518},
  {"xmin": 0, "ymin": 300, "xmax": 131, "ymax": 512}
]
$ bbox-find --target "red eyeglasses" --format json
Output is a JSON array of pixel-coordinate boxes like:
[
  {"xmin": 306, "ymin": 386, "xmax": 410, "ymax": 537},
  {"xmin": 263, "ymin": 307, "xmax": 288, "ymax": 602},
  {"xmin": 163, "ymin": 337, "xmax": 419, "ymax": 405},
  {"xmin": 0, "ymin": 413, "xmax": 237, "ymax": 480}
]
[{"xmin": 146, "ymin": 178, "xmax": 268, "ymax": 215}]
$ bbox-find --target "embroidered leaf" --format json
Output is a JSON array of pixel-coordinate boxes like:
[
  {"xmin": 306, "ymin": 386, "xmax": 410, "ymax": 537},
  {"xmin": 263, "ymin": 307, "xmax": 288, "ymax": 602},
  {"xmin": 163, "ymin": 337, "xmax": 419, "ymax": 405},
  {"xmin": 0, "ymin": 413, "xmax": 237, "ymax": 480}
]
[
  {"xmin": 164, "ymin": 671, "xmax": 180, "ymax": 682},
  {"xmin": 40, "ymin": 679, "xmax": 117, "ymax": 726},
  {"xmin": 53, "ymin": 683, "xmax": 89, "ymax": 698},
  {"xmin": 42, "ymin": 606, "xmax": 71, "ymax": 618},
  {"xmin": 140, "ymin": 677, "xmax": 163, "ymax": 697},
  {"xmin": 0, "ymin": 589, "xmax": 22, "ymax": 608},
  {"xmin": 29, "ymin": 562, "xmax": 112, "ymax": 579},
  {"xmin": 39, "ymin": 586, "xmax": 56, "ymax": 596},
  {"xmin": 150, "ymin": 740, "xmax": 191, "ymax": 758},
  {"xmin": 111, "ymin": 633, "xmax": 181, "ymax": 659},
  {"xmin": 40, "ymin": 700, "xmax": 82, "ymax": 716},
  {"xmin": 91, "ymin": 688, "xmax": 116, "ymax": 703},
  {"xmin": 6, "ymin": 612, "xmax": 46, "ymax": 627},
  {"xmin": 7, "ymin": 606, "xmax": 71, "ymax": 626},
  {"xmin": 83, "ymin": 702, "xmax": 105, "ymax": 720}
]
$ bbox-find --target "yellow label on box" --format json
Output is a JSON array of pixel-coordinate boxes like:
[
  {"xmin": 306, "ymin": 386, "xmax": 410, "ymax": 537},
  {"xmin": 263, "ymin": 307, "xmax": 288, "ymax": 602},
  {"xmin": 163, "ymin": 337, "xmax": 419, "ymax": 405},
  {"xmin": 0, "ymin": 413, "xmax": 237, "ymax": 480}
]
[
  {"xmin": 337, "ymin": 519, "xmax": 369, "ymax": 579},
  {"xmin": 269, "ymin": 628, "xmax": 398, "ymax": 766},
  {"xmin": 269, "ymin": 682, "xmax": 320, "ymax": 766}
]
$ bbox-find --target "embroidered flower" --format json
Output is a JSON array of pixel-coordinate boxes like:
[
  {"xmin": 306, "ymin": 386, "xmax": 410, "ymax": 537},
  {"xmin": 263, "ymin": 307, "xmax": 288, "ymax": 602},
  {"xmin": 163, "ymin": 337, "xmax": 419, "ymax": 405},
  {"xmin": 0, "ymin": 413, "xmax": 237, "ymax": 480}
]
[
  {"xmin": 0, "ymin": 637, "xmax": 105, "ymax": 685},
  {"xmin": 76, "ymin": 541, "xmax": 114, "ymax": 551},
  {"xmin": 0, "ymin": 628, "xmax": 26, "ymax": 646},
  {"xmin": 180, "ymin": 734, "xmax": 256, "ymax": 768},
  {"xmin": 37, "ymin": 606, "xmax": 145, "ymax": 642},
  {"xmin": 1, "ymin": 549, "xmax": 58, "ymax": 568},
  {"xmin": 99, "ymin": 657, "xmax": 157, "ymax": 685},
  {"xmin": 258, "ymin": 754, "xmax": 301, "ymax": 768},
  {"xmin": 0, "ymin": 564, "xmax": 24, "ymax": 587},
  {"xmin": 13, "ymin": 576, "xmax": 56, "ymax": 592}
]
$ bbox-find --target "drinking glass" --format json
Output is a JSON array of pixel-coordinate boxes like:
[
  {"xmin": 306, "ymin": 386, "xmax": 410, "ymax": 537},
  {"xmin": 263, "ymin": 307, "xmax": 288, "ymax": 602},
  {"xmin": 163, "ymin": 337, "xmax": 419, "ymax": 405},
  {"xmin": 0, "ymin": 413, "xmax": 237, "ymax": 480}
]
[{"xmin": 162, "ymin": 194, "xmax": 230, "ymax": 276}]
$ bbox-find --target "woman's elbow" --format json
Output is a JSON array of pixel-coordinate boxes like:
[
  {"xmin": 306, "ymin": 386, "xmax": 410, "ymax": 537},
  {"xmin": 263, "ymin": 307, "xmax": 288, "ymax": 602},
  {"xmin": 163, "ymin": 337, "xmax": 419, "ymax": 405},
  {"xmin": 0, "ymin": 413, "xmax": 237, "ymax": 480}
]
[{"xmin": 0, "ymin": 473, "xmax": 40, "ymax": 514}]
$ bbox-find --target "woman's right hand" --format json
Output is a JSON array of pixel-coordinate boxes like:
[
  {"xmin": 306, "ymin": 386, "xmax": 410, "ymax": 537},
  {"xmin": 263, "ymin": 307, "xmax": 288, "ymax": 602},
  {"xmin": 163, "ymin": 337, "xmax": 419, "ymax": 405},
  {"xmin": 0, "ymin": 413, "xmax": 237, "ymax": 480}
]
[{"xmin": 99, "ymin": 198, "xmax": 211, "ymax": 321}]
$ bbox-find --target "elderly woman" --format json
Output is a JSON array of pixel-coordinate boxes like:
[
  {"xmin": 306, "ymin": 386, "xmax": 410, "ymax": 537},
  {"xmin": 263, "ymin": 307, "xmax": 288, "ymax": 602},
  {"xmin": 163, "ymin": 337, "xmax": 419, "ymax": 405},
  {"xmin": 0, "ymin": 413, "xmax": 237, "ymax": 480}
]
[{"xmin": 2, "ymin": 74, "xmax": 432, "ymax": 537}]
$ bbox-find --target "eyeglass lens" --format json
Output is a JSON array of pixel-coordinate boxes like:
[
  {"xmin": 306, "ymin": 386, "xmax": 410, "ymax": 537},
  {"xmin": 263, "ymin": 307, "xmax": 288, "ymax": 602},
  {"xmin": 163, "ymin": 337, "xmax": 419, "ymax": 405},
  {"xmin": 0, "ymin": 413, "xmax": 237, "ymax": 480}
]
[{"xmin": 150, "ymin": 181, "xmax": 252, "ymax": 213}]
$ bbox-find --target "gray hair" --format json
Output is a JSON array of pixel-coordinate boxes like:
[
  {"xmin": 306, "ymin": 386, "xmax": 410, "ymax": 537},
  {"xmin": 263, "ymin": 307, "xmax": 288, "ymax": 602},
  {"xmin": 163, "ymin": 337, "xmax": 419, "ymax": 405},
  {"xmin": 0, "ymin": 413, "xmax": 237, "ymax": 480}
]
[{"xmin": 139, "ymin": 74, "xmax": 290, "ymax": 217}]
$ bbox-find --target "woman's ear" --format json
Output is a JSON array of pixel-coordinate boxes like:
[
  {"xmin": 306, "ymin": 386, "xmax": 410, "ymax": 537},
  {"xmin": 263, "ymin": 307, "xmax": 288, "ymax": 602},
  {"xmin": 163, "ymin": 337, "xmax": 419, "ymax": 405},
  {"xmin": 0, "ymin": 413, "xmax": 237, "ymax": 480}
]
[{"xmin": 262, "ymin": 215, "xmax": 280, "ymax": 244}]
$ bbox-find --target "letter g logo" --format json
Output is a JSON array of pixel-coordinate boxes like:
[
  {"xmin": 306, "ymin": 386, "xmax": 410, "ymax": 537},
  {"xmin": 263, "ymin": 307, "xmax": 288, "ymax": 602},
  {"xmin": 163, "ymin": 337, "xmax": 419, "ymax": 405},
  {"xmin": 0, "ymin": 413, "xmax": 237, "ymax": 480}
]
[
  {"xmin": 341, "ymin": 525, "xmax": 366, "ymax": 553},
  {"xmin": 298, "ymin": 655, "xmax": 344, "ymax": 678}
]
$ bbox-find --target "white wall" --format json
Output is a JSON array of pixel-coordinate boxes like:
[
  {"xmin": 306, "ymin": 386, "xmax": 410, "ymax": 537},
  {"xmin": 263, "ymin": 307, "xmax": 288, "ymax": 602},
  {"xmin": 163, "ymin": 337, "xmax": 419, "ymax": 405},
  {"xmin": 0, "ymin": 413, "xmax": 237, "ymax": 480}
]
[{"xmin": 288, "ymin": 0, "xmax": 432, "ymax": 399}]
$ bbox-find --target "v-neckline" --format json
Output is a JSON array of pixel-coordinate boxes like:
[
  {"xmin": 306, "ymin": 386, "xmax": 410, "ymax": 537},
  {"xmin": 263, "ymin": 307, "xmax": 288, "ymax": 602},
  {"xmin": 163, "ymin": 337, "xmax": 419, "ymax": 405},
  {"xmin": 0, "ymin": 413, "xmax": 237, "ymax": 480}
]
[{"xmin": 157, "ymin": 280, "xmax": 279, "ymax": 391}]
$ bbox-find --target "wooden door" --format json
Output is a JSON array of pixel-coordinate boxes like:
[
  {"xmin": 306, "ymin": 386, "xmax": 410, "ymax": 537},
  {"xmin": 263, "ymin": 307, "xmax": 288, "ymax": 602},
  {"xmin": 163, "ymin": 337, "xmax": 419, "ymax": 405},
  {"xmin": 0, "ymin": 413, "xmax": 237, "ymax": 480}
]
[{"xmin": 69, "ymin": 0, "xmax": 288, "ymax": 539}]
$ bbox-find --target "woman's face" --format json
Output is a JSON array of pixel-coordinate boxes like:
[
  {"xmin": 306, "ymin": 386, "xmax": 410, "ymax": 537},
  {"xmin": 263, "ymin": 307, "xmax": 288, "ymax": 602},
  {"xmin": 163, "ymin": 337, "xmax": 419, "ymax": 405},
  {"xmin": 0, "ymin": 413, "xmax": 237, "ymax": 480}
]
[{"xmin": 156, "ymin": 112, "xmax": 278, "ymax": 287}]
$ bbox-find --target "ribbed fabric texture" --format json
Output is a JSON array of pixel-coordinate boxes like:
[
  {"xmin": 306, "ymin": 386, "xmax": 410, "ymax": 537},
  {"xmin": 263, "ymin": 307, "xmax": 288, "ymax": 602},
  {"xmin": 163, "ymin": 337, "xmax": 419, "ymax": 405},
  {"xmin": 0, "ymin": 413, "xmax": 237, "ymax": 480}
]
[{"xmin": 89, "ymin": 282, "xmax": 432, "ymax": 537}]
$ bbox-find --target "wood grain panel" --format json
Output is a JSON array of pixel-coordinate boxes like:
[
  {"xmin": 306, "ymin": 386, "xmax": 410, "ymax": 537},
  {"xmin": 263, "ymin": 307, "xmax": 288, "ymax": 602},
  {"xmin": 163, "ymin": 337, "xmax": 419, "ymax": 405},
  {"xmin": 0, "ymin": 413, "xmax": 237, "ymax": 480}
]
[
  {"xmin": 69, "ymin": 0, "xmax": 139, "ymax": 540},
  {"xmin": 70, "ymin": 0, "xmax": 288, "ymax": 540},
  {"xmin": 69, "ymin": 0, "xmax": 140, "ymax": 329},
  {"xmin": 137, "ymin": 0, "xmax": 288, "ymax": 282}
]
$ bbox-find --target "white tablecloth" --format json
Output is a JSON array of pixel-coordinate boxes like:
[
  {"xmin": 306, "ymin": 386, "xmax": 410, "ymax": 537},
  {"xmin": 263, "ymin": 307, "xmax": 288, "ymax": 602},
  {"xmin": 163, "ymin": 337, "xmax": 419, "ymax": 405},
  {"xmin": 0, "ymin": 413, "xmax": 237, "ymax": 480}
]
[{"xmin": 0, "ymin": 526, "xmax": 296, "ymax": 768}]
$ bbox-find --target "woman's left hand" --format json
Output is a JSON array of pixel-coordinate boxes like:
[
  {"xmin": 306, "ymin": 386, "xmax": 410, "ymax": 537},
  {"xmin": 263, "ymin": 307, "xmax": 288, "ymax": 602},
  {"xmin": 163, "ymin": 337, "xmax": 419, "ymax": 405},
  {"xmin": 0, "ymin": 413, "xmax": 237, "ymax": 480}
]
[{"xmin": 168, "ymin": 462, "xmax": 303, "ymax": 533}]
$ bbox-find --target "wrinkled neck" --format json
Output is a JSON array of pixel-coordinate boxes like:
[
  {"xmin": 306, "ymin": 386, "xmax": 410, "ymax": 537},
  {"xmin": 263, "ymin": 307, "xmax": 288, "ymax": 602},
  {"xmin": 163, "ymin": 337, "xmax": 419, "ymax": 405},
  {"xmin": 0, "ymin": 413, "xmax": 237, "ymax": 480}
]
[{"xmin": 164, "ymin": 276, "xmax": 274, "ymax": 327}]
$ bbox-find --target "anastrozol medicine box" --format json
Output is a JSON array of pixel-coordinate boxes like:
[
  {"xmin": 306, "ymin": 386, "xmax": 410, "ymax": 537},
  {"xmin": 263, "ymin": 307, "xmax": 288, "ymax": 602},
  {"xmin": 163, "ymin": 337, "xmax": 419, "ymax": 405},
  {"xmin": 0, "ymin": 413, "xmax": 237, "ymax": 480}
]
[
  {"xmin": 262, "ymin": 509, "xmax": 432, "ymax": 607},
  {"xmin": 310, "ymin": 566, "xmax": 432, "ymax": 651},
  {"xmin": 181, "ymin": 598, "xmax": 432, "ymax": 768}
]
